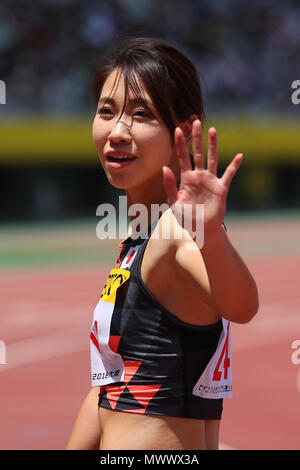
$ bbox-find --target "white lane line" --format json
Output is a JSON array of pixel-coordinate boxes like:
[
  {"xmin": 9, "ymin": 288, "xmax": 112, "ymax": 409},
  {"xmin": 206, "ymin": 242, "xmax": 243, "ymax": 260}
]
[
  {"xmin": 219, "ymin": 443, "xmax": 236, "ymax": 450},
  {"xmin": 231, "ymin": 305, "xmax": 299, "ymax": 352},
  {"xmin": 0, "ymin": 327, "xmax": 89, "ymax": 372},
  {"xmin": 0, "ymin": 304, "xmax": 91, "ymax": 328},
  {"xmin": 297, "ymin": 368, "xmax": 300, "ymax": 396}
]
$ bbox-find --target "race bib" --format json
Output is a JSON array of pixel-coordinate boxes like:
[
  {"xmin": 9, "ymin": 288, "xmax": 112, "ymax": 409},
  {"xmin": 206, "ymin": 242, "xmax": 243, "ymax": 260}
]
[
  {"xmin": 192, "ymin": 318, "xmax": 232, "ymax": 399},
  {"xmin": 90, "ymin": 268, "xmax": 130, "ymax": 386}
]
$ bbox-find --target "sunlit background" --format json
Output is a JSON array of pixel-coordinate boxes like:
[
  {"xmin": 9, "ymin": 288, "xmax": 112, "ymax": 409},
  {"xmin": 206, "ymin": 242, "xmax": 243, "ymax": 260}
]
[
  {"xmin": 0, "ymin": 0, "xmax": 300, "ymax": 451},
  {"xmin": 1, "ymin": 0, "xmax": 300, "ymax": 225}
]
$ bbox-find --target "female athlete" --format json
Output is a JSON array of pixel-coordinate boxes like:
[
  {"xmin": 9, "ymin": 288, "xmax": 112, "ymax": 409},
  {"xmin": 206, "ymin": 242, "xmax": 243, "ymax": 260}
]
[{"xmin": 66, "ymin": 37, "xmax": 259, "ymax": 450}]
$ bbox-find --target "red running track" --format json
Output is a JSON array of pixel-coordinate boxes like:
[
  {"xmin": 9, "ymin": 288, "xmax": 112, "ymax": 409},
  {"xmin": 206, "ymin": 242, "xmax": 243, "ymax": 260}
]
[{"xmin": 0, "ymin": 255, "xmax": 299, "ymax": 450}]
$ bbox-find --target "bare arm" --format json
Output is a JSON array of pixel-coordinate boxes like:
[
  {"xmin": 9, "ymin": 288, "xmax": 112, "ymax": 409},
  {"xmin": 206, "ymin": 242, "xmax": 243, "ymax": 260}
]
[
  {"xmin": 199, "ymin": 225, "xmax": 259, "ymax": 323},
  {"xmin": 175, "ymin": 225, "xmax": 259, "ymax": 323},
  {"xmin": 163, "ymin": 120, "xmax": 259, "ymax": 324},
  {"xmin": 66, "ymin": 387, "xmax": 101, "ymax": 450}
]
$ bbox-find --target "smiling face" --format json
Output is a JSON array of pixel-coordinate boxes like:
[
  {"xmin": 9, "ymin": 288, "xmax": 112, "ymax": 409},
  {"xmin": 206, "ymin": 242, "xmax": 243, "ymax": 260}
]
[{"xmin": 92, "ymin": 68, "xmax": 180, "ymax": 196}]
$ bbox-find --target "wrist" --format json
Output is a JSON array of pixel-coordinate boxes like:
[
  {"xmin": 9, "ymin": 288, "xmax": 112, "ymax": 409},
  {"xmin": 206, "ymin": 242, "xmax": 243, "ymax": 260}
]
[{"xmin": 200, "ymin": 224, "xmax": 227, "ymax": 254}]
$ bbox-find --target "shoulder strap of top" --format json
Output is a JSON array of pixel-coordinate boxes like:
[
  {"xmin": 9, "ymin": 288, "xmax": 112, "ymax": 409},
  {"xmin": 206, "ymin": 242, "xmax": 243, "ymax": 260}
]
[{"xmin": 117, "ymin": 216, "xmax": 161, "ymax": 270}]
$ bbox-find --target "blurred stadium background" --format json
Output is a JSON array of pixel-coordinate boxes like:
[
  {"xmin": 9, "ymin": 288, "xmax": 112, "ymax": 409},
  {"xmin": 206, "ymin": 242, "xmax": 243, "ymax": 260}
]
[
  {"xmin": 0, "ymin": 0, "xmax": 300, "ymax": 222},
  {"xmin": 0, "ymin": 0, "xmax": 300, "ymax": 451}
]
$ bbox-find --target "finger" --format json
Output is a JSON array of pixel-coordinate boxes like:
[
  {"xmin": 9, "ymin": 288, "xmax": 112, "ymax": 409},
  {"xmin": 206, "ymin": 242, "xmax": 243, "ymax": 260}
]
[
  {"xmin": 162, "ymin": 166, "xmax": 178, "ymax": 207},
  {"xmin": 221, "ymin": 154, "xmax": 243, "ymax": 188},
  {"xmin": 192, "ymin": 120, "xmax": 205, "ymax": 170},
  {"xmin": 175, "ymin": 127, "xmax": 192, "ymax": 173},
  {"xmin": 207, "ymin": 127, "xmax": 218, "ymax": 175}
]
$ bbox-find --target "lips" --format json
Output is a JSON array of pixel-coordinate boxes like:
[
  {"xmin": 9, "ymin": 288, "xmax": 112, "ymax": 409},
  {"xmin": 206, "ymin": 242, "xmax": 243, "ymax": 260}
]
[
  {"xmin": 105, "ymin": 151, "xmax": 137, "ymax": 169},
  {"xmin": 107, "ymin": 155, "xmax": 136, "ymax": 162}
]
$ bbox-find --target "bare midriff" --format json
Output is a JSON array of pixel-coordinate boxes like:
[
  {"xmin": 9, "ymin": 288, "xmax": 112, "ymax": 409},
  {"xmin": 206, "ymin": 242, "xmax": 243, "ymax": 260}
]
[{"xmin": 98, "ymin": 407, "xmax": 220, "ymax": 450}]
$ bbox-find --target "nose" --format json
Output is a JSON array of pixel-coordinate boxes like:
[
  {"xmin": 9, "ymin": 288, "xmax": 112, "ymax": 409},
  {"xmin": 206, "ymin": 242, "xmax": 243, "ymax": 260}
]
[{"xmin": 108, "ymin": 119, "xmax": 132, "ymax": 145}]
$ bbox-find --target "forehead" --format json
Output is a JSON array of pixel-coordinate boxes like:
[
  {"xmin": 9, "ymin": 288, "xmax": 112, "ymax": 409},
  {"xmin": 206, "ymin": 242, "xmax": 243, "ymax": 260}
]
[{"xmin": 100, "ymin": 68, "xmax": 151, "ymax": 103}]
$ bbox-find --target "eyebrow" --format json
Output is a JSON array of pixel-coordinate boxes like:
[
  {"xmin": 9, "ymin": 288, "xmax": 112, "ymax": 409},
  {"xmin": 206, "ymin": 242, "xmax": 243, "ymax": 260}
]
[{"xmin": 98, "ymin": 96, "xmax": 154, "ymax": 109}]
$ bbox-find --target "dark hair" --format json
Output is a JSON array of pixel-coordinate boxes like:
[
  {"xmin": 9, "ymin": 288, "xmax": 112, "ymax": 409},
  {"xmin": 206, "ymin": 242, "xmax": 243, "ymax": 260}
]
[{"xmin": 91, "ymin": 38, "xmax": 205, "ymax": 142}]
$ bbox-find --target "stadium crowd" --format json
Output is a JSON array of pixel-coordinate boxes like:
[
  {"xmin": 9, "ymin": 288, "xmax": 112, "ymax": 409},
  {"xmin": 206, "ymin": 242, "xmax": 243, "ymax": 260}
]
[{"xmin": 0, "ymin": 0, "xmax": 299, "ymax": 116}]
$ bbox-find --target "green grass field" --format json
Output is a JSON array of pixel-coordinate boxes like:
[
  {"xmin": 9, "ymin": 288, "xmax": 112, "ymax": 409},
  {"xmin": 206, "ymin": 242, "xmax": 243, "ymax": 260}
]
[{"xmin": 1, "ymin": 210, "xmax": 300, "ymax": 268}]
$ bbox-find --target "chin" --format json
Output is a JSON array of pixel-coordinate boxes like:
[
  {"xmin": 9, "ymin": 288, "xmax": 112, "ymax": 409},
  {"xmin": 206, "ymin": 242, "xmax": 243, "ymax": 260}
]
[{"xmin": 105, "ymin": 173, "xmax": 133, "ymax": 190}]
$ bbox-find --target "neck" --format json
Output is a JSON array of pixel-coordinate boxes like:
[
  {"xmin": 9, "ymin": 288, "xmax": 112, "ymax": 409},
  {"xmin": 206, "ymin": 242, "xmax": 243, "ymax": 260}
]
[{"xmin": 125, "ymin": 172, "xmax": 169, "ymax": 228}]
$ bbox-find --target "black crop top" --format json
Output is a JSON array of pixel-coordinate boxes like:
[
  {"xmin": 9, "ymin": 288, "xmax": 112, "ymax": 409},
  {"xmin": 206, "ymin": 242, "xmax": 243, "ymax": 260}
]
[{"xmin": 90, "ymin": 221, "xmax": 232, "ymax": 420}]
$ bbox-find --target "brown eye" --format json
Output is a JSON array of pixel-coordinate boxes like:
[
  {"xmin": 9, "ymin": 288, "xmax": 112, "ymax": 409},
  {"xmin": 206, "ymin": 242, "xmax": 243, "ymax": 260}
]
[
  {"xmin": 98, "ymin": 107, "xmax": 113, "ymax": 116},
  {"xmin": 133, "ymin": 110, "xmax": 149, "ymax": 118}
]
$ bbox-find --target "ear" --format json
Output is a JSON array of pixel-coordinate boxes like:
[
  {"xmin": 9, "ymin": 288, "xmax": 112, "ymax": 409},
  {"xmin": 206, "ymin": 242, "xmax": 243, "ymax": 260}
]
[{"xmin": 178, "ymin": 114, "xmax": 198, "ymax": 144}]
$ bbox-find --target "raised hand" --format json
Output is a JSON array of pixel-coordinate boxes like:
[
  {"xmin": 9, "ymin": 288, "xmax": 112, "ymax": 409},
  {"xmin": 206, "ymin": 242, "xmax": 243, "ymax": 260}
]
[{"xmin": 162, "ymin": 120, "xmax": 243, "ymax": 242}]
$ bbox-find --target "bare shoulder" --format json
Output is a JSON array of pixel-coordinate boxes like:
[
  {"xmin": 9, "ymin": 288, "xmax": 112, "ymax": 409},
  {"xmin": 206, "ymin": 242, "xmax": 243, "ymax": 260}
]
[
  {"xmin": 143, "ymin": 208, "xmax": 205, "ymax": 277},
  {"xmin": 140, "ymin": 210, "xmax": 177, "ymax": 294},
  {"xmin": 141, "ymin": 209, "xmax": 221, "ymax": 325}
]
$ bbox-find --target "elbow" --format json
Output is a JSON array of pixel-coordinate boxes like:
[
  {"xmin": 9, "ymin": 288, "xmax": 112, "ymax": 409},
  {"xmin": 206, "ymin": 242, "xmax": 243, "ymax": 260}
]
[
  {"xmin": 246, "ymin": 285, "xmax": 260, "ymax": 322},
  {"xmin": 234, "ymin": 304, "xmax": 259, "ymax": 324},
  {"xmin": 237, "ymin": 280, "xmax": 260, "ymax": 324},
  {"xmin": 223, "ymin": 289, "xmax": 260, "ymax": 324}
]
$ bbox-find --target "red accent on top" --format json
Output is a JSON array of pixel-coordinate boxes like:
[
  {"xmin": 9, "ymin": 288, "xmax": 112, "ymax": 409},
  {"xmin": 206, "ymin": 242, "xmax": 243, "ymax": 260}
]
[
  {"xmin": 108, "ymin": 335, "xmax": 121, "ymax": 353},
  {"xmin": 103, "ymin": 360, "xmax": 162, "ymax": 413},
  {"xmin": 90, "ymin": 332, "xmax": 101, "ymax": 354},
  {"xmin": 114, "ymin": 240, "xmax": 125, "ymax": 268},
  {"xmin": 125, "ymin": 249, "xmax": 136, "ymax": 265}
]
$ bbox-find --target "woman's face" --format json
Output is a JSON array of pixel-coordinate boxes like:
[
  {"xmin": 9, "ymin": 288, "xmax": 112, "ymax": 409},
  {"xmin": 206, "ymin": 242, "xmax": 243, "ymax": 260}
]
[{"xmin": 92, "ymin": 68, "xmax": 179, "ymax": 191}]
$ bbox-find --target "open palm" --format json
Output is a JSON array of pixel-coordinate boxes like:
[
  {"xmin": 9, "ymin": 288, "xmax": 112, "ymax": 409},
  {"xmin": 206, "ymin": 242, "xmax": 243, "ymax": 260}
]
[{"xmin": 162, "ymin": 120, "xmax": 243, "ymax": 238}]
